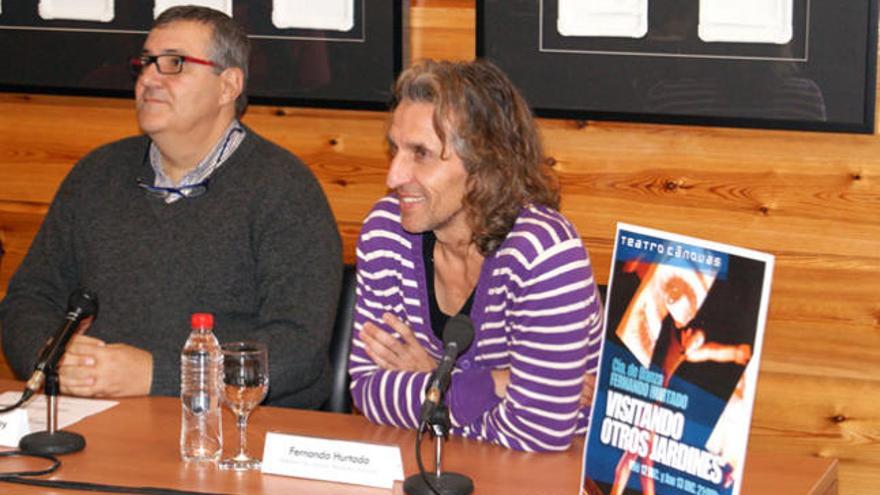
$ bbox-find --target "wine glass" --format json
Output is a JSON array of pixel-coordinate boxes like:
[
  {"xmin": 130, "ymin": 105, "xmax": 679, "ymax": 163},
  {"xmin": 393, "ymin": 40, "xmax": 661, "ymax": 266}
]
[{"xmin": 218, "ymin": 341, "xmax": 269, "ymax": 471}]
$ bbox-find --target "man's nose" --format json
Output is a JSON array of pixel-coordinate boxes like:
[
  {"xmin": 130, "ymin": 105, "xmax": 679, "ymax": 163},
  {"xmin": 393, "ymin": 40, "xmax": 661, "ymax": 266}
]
[
  {"xmin": 137, "ymin": 61, "xmax": 163, "ymax": 86},
  {"xmin": 386, "ymin": 153, "xmax": 412, "ymax": 189}
]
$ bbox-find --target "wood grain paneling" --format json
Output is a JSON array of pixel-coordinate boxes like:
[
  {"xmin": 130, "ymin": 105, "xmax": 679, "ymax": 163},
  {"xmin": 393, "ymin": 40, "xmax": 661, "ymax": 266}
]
[{"xmin": 0, "ymin": 1, "xmax": 878, "ymax": 493}]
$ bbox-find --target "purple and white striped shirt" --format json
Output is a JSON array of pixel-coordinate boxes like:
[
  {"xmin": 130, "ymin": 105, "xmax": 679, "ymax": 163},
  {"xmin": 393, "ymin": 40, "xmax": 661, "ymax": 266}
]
[{"xmin": 349, "ymin": 196, "xmax": 603, "ymax": 452}]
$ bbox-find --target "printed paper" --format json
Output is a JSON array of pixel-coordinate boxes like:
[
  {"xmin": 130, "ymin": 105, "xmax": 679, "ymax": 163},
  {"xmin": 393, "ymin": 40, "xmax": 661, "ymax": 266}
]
[
  {"xmin": 699, "ymin": 0, "xmax": 793, "ymax": 44},
  {"xmin": 0, "ymin": 409, "xmax": 29, "ymax": 447},
  {"xmin": 581, "ymin": 223, "xmax": 774, "ymax": 495},
  {"xmin": 0, "ymin": 391, "xmax": 117, "ymax": 447},
  {"xmin": 272, "ymin": 0, "xmax": 355, "ymax": 32},
  {"xmin": 558, "ymin": 0, "xmax": 648, "ymax": 38},
  {"xmin": 154, "ymin": 0, "xmax": 233, "ymax": 19},
  {"xmin": 262, "ymin": 432, "xmax": 404, "ymax": 489},
  {"xmin": 39, "ymin": 0, "xmax": 115, "ymax": 22}
]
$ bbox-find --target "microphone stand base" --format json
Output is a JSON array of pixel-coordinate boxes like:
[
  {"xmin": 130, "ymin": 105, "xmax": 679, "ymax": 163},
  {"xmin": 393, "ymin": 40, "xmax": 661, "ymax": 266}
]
[
  {"xmin": 404, "ymin": 472, "xmax": 473, "ymax": 495},
  {"xmin": 19, "ymin": 430, "xmax": 86, "ymax": 455}
]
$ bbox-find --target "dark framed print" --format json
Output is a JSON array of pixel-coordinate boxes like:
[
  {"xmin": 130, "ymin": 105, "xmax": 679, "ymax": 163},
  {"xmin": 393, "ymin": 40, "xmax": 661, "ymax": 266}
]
[
  {"xmin": 477, "ymin": 0, "xmax": 878, "ymax": 133},
  {"xmin": 0, "ymin": 1, "xmax": 404, "ymax": 110}
]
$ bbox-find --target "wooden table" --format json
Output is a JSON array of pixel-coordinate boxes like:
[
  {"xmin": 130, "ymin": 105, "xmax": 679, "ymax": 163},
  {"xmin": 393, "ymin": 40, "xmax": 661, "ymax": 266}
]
[{"xmin": 0, "ymin": 383, "xmax": 837, "ymax": 494}]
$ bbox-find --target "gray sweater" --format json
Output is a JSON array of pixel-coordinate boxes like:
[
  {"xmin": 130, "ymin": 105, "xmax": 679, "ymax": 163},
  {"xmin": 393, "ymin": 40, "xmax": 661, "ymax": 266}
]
[{"xmin": 0, "ymin": 129, "xmax": 342, "ymax": 408}]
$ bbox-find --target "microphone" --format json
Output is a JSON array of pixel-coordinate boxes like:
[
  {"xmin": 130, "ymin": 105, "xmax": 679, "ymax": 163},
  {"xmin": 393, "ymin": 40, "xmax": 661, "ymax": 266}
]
[
  {"xmin": 24, "ymin": 288, "xmax": 99, "ymax": 395},
  {"xmin": 420, "ymin": 314, "xmax": 474, "ymax": 424}
]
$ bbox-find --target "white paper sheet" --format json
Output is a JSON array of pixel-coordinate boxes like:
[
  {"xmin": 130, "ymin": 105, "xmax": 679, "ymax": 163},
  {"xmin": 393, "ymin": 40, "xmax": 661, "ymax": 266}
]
[
  {"xmin": 0, "ymin": 409, "xmax": 29, "ymax": 446},
  {"xmin": 38, "ymin": 0, "xmax": 114, "ymax": 22},
  {"xmin": 154, "ymin": 0, "xmax": 233, "ymax": 19},
  {"xmin": 699, "ymin": 0, "xmax": 793, "ymax": 44},
  {"xmin": 262, "ymin": 432, "xmax": 404, "ymax": 489},
  {"xmin": 0, "ymin": 391, "xmax": 117, "ymax": 447},
  {"xmin": 272, "ymin": 0, "xmax": 355, "ymax": 32},
  {"xmin": 557, "ymin": 0, "xmax": 648, "ymax": 38}
]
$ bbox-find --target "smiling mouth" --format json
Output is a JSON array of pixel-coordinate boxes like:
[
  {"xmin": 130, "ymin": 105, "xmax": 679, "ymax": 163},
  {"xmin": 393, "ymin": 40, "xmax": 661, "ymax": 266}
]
[{"xmin": 138, "ymin": 90, "xmax": 166, "ymax": 102}]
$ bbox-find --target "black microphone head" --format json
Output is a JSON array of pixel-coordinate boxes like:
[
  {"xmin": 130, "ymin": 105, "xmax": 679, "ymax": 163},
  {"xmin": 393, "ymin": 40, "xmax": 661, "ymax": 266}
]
[
  {"xmin": 442, "ymin": 314, "xmax": 474, "ymax": 357},
  {"xmin": 68, "ymin": 288, "xmax": 99, "ymax": 318}
]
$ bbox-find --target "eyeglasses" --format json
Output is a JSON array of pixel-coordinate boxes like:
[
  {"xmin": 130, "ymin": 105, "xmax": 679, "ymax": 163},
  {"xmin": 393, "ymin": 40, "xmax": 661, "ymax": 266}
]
[
  {"xmin": 137, "ymin": 177, "xmax": 210, "ymax": 200},
  {"xmin": 129, "ymin": 54, "xmax": 219, "ymax": 77}
]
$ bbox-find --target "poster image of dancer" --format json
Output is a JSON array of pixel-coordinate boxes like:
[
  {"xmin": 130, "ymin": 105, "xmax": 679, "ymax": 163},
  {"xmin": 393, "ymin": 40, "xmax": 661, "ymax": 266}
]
[{"xmin": 581, "ymin": 223, "xmax": 774, "ymax": 495}]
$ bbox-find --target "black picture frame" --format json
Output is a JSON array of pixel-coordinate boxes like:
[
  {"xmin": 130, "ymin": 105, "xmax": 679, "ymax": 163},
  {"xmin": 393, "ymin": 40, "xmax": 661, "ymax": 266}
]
[
  {"xmin": 477, "ymin": 0, "xmax": 878, "ymax": 133},
  {"xmin": 0, "ymin": 1, "xmax": 405, "ymax": 111}
]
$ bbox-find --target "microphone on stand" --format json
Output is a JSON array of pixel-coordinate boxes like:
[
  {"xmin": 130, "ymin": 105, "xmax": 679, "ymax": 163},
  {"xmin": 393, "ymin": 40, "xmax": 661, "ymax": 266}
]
[
  {"xmin": 24, "ymin": 288, "xmax": 99, "ymax": 397},
  {"xmin": 19, "ymin": 288, "xmax": 98, "ymax": 455},
  {"xmin": 419, "ymin": 314, "xmax": 474, "ymax": 424},
  {"xmin": 405, "ymin": 314, "xmax": 475, "ymax": 495}
]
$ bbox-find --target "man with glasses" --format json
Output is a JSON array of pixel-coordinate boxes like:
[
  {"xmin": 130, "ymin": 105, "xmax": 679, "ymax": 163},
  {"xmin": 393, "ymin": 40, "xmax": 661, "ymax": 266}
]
[{"xmin": 0, "ymin": 6, "xmax": 342, "ymax": 409}]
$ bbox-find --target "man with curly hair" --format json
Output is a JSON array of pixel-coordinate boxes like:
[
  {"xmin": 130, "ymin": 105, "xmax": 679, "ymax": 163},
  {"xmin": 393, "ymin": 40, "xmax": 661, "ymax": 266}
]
[{"xmin": 348, "ymin": 59, "xmax": 603, "ymax": 451}]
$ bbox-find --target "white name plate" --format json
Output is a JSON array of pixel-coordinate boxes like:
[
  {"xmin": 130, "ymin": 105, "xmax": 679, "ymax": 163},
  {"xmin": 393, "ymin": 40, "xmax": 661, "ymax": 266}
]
[
  {"xmin": 0, "ymin": 408, "xmax": 30, "ymax": 447},
  {"xmin": 261, "ymin": 432, "xmax": 404, "ymax": 489}
]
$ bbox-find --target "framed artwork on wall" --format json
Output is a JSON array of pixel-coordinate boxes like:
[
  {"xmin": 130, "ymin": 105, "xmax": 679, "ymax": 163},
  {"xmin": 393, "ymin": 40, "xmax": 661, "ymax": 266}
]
[
  {"xmin": 477, "ymin": 0, "xmax": 878, "ymax": 133},
  {"xmin": 0, "ymin": 1, "xmax": 405, "ymax": 110}
]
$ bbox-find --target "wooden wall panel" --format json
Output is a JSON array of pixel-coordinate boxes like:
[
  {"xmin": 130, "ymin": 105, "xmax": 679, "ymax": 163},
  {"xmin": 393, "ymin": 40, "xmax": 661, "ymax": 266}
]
[
  {"xmin": 0, "ymin": 1, "xmax": 878, "ymax": 493},
  {"xmin": 410, "ymin": 0, "xmax": 475, "ymax": 61}
]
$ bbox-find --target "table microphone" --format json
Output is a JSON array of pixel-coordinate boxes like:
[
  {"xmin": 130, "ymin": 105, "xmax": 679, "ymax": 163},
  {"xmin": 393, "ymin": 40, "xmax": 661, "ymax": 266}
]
[
  {"xmin": 406, "ymin": 314, "xmax": 475, "ymax": 495},
  {"xmin": 19, "ymin": 288, "xmax": 98, "ymax": 456},
  {"xmin": 419, "ymin": 314, "xmax": 474, "ymax": 424},
  {"xmin": 24, "ymin": 288, "xmax": 99, "ymax": 397}
]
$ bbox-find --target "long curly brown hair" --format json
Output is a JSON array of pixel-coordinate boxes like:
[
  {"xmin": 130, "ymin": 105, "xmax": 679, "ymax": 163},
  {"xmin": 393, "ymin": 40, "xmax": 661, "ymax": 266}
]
[{"xmin": 391, "ymin": 59, "xmax": 560, "ymax": 255}]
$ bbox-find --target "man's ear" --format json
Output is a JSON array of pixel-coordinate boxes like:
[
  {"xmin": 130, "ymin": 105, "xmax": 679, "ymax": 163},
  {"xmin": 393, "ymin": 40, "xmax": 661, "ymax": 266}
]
[{"xmin": 218, "ymin": 66, "xmax": 244, "ymax": 108}]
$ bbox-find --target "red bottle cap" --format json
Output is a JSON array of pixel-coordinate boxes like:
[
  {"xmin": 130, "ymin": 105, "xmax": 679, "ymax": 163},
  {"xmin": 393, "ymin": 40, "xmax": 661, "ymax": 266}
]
[{"xmin": 191, "ymin": 313, "xmax": 214, "ymax": 329}]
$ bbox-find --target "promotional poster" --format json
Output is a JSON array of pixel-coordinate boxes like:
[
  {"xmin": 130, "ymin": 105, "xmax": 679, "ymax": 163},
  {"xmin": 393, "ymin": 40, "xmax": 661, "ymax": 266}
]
[{"xmin": 581, "ymin": 224, "xmax": 774, "ymax": 495}]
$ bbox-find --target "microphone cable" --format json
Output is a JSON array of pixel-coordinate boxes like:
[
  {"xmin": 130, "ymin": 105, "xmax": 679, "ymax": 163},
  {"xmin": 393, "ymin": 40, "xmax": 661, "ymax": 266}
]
[
  {"xmin": 0, "ymin": 450, "xmax": 235, "ymax": 495},
  {"xmin": 0, "ymin": 388, "xmax": 34, "ymax": 414},
  {"xmin": 0, "ymin": 450, "xmax": 59, "ymax": 477},
  {"xmin": 413, "ymin": 419, "xmax": 443, "ymax": 495}
]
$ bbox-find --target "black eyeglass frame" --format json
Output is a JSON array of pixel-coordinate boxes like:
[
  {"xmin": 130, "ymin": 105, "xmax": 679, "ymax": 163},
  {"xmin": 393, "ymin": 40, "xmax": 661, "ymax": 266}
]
[
  {"xmin": 136, "ymin": 177, "xmax": 210, "ymax": 200},
  {"xmin": 129, "ymin": 54, "xmax": 220, "ymax": 77}
]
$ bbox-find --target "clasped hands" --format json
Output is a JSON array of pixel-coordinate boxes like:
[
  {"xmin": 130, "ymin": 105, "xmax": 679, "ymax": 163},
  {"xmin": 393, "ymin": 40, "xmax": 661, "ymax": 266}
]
[
  {"xmin": 361, "ymin": 312, "xmax": 597, "ymax": 405},
  {"xmin": 56, "ymin": 317, "xmax": 153, "ymax": 398},
  {"xmin": 360, "ymin": 313, "xmax": 438, "ymax": 373}
]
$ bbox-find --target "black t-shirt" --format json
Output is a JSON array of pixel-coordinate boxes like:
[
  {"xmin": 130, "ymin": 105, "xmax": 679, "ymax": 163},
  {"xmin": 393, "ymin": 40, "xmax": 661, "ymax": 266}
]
[{"xmin": 422, "ymin": 231, "xmax": 475, "ymax": 340}]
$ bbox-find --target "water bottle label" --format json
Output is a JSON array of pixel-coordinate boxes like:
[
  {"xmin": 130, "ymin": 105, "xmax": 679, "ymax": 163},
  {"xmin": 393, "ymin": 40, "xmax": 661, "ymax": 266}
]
[{"xmin": 186, "ymin": 392, "xmax": 209, "ymax": 415}]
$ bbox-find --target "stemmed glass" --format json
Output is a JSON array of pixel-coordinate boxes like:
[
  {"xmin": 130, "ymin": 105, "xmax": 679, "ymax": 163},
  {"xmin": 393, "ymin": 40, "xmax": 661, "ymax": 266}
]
[{"xmin": 218, "ymin": 341, "xmax": 269, "ymax": 471}]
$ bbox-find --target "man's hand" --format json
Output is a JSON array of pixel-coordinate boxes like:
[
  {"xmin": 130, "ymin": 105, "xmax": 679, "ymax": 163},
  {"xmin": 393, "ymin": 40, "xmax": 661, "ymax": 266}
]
[
  {"xmin": 490, "ymin": 369, "xmax": 510, "ymax": 399},
  {"xmin": 58, "ymin": 335, "xmax": 153, "ymax": 397},
  {"xmin": 580, "ymin": 372, "xmax": 597, "ymax": 408},
  {"xmin": 361, "ymin": 313, "xmax": 437, "ymax": 373}
]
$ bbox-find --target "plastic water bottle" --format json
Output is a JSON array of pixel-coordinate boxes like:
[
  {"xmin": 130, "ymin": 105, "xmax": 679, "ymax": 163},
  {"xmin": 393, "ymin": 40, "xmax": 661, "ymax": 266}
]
[{"xmin": 180, "ymin": 312, "xmax": 223, "ymax": 462}]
